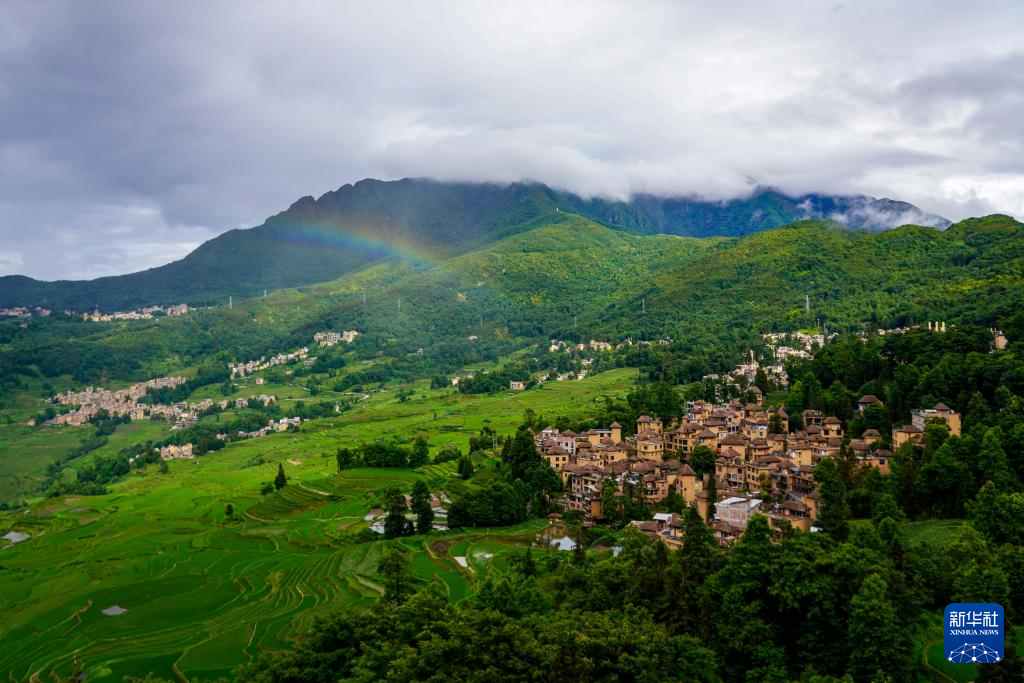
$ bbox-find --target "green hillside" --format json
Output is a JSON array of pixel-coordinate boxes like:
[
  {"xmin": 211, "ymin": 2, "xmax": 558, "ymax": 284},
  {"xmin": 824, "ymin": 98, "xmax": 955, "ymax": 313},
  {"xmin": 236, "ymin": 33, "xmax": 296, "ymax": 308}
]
[
  {"xmin": 0, "ymin": 179, "xmax": 949, "ymax": 310},
  {"xmin": 3, "ymin": 213, "xmax": 1022, "ymax": 401},
  {"xmin": 601, "ymin": 215, "xmax": 1024, "ymax": 342}
]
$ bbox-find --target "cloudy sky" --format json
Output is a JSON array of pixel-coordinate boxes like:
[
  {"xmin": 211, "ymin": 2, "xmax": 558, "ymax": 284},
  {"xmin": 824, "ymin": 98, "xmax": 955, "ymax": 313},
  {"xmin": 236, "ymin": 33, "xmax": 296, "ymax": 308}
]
[{"xmin": 2, "ymin": 1, "xmax": 1023, "ymax": 280}]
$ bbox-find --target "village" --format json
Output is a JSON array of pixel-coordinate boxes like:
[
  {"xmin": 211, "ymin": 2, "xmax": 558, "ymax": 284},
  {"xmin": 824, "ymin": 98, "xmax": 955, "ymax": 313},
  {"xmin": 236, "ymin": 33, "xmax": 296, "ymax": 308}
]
[
  {"xmin": 81, "ymin": 303, "xmax": 191, "ymax": 321},
  {"xmin": 230, "ymin": 347, "xmax": 310, "ymax": 378},
  {"xmin": 44, "ymin": 376, "xmax": 285, "ymax": 434},
  {"xmin": 229, "ymin": 329, "xmax": 360, "ymax": 378},
  {"xmin": 538, "ymin": 390, "xmax": 962, "ymax": 548},
  {"xmin": 157, "ymin": 414, "xmax": 303, "ymax": 461},
  {"xmin": 47, "ymin": 376, "xmax": 190, "ymax": 426},
  {"xmin": 0, "ymin": 305, "xmax": 51, "ymax": 318}
]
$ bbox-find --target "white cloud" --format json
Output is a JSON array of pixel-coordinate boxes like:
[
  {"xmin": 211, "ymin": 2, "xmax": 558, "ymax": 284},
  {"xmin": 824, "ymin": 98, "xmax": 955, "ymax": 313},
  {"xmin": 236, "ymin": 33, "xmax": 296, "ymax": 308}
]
[
  {"xmin": 0, "ymin": 249, "xmax": 24, "ymax": 275},
  {"xmin": 0, "ymin": 0, "xmax": 1022, "ymax": 278}
]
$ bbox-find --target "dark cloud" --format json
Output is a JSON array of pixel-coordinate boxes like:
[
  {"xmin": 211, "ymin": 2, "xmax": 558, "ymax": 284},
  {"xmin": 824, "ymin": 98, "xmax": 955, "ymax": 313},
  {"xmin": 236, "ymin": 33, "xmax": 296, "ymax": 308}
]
[{"xmin": 1, "ymin": 0, "xmax": 1022, "ymax": 279}]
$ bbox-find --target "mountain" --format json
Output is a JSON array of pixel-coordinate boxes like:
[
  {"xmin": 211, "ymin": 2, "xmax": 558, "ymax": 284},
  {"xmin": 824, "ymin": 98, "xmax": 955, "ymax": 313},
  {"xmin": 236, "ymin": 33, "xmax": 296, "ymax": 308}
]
[
  {"xmin": 2, "ymin": 213, "xmax": 1021, "ymax": 393},
  {"xmin": 0, "ymin": 178, "xmax": 950, "ymax": 310}
]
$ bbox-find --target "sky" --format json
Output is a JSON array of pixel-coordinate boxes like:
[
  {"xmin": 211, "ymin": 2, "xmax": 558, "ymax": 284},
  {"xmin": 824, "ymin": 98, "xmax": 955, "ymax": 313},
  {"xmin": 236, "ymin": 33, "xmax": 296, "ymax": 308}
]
[{"xmin": 1, "ymin": 1, "xmax": 1023, "ymax": 280}]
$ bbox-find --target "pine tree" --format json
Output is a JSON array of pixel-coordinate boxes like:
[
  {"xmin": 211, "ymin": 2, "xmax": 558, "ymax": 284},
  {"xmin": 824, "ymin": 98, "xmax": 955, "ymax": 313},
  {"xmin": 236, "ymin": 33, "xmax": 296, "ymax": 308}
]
[
  {"xmin": 846, "ymin": 574, "xmax": 907, "ymax": 680},
  {"xmin": 335, "ymin": 447, "xmax": 353, "ymax": 471},
  {"xmin": 409, "ymin": 438, "xmax": 429, "ymax": 468},
  {"xmin": 690, "ymin": 445, "xmax": 716, "ymax": 479},
  {"xmin": 458, "ymin": 456, "xmax": 474, "ymax": 480},
  {"xmin": 813, "ymin": 457, "xmax": 850, "ymax": 540},
  {"xmin": 274, "ymin": 463, "xmax": 287, "ymax": 490},
  {"xmin": 383, "ymin": 487, "xmax": 411, "ymax": 539},
  {"xmin": 521, "ymin": 547, "xmax": 536, "ymax": 577},
  {"xmin": 571, "ymin": 529, "xmax": 586, "ymax": 566},
  {"xmin": 505, "ymin": 427, "xmax": 539, "ymax": 480},
  {"xmin": 377, "ymin": 545, "xmax": 413, "ymax": 604},
  {"xmin": 410, "ymin": 479, "xmax": 433, "ymax": 534}
]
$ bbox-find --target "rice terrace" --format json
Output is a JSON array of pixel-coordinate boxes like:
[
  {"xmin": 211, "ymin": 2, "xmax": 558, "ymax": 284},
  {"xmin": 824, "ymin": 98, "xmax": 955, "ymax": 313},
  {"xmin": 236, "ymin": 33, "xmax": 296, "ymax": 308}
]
[
  {"xmin": 4, "ymin": 3, "xmax": 1024, "ymax": 680},
  {"xmin": 0, "ymin": 370, "xmax": 634, "ymax": 681}
]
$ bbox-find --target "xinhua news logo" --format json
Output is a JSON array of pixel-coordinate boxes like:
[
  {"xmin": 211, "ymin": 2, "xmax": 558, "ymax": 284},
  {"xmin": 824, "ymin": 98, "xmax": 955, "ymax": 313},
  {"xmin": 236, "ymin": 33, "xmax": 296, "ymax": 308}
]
[{"xmin": 944, "ymin": 603, "xmax": 1004, "ymax": 664}]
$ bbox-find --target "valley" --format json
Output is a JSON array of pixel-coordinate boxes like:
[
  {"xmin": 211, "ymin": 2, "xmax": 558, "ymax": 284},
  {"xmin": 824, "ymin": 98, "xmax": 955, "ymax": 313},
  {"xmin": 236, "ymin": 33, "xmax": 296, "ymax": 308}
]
[
  {"xmin": 2, "ymin": 197, "xmax": 1024, "ymax": 682},
  {"xmin": 0, "ymin": 368, "xmax": 637, "ymax": 681}
]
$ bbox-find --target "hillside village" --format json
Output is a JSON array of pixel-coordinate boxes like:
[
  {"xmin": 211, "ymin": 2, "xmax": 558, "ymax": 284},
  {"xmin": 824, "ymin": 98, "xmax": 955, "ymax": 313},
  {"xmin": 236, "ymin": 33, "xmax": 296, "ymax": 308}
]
[
  {"xmin": 81, "ymin": 303, "xmax": 191, "ymax": 321},
  {"xmin": 538, "ymin": 392, "xmax": 962, "ymax": 547},
  {"xmin": 47, "ymin": 377, "xmax": 188, "ymax": 426},
  {"xmin": 43, "ymin": 377, "xmax": 281, "ymax": 432}
]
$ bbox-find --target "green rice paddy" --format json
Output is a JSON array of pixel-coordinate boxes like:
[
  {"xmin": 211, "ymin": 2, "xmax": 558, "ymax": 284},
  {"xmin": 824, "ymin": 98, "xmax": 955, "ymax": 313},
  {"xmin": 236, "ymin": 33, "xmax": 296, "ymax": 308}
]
[{"xmin": 0, "ymin": 368, "xmax": 635, "ymax": 681}]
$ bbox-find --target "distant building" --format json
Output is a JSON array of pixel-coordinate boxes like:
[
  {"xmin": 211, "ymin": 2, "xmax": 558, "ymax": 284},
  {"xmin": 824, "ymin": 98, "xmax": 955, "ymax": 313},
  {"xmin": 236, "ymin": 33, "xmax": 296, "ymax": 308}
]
[{"xmin": 910, "ymin": 403, "xmax": 961, "ymax": 436}]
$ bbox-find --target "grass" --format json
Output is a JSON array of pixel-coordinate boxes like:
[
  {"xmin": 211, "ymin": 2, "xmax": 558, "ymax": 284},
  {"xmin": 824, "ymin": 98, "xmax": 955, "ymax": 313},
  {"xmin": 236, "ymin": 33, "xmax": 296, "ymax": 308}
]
[{"xmin": 0, "ymin": 368, "xmax": 634, "ymax": 681}]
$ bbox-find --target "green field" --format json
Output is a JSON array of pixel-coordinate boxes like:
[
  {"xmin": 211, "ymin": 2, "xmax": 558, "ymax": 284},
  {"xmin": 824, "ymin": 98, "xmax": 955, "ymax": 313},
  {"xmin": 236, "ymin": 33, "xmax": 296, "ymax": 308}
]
[{"xmin": 0, "ymin": 368, "xmax": 634, "ymax": 681}]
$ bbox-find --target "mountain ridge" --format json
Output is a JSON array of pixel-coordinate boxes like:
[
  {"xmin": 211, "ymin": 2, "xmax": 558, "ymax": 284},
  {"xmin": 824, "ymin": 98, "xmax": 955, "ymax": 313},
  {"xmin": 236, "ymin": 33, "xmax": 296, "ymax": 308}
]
[{"xmin": 0, "ymin": 178, "xmax": 950, "ymax": 309}]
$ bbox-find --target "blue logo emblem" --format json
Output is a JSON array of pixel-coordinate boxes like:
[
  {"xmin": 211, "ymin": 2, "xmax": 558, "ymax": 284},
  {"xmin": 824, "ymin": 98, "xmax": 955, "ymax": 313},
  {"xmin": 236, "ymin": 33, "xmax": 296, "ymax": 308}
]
[{"xmin": 944, "ymin": 603, "xmax": 1004, "ymax": 664}]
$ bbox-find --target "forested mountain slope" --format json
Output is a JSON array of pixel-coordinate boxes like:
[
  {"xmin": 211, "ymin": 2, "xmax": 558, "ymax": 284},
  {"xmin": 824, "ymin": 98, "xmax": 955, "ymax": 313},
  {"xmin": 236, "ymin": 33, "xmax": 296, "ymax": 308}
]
[
  {"xmin": 3, "ymin": 214, "xmax": 1021, "ymax": 393},
  {"xmin": 0, "ymin": 179, "xmax": 948, "ymax": 309}
]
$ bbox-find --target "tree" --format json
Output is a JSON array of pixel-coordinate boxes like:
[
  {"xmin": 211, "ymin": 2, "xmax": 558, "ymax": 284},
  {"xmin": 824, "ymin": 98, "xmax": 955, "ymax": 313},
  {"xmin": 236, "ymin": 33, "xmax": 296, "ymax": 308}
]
[
  {"xmin": 871, "ymin": 493, "xmax": 905, "ymax": 525},
  {"xmin": 159, "ymin": 460, "xmax": 169, "ymax": 474},
  {"xmin": 274, "ymin": 463, "xmax": 287, "ymax": 490},
  {"xmin": 601, "ymin": 477, "xmax": 619, "ymax": 524},
  {"xmin": 814, "ymin": 457, "xmax": 850, "ymax": 541},
  {"xmin": 335, "ymin": 447, "xmax": 354, "ymax": 471},
  {"xmin": 689, "ymin": 445, "xmax": 716, "ymax": 479},
  {"xmin": 408, "ymin": 438, "xmax": 429, "ymax": 468},
  {"xmin": 519, "ymin": 547, "xmax": 536, "ymax": 577},
  {"xmin": 571, "ymin": 529, "xmax": 587, "ymax": 566},
  {"xmin": 705, "ymin": 472, "xmax": 717, "ymax": 511},
  {"xmin": 377, "ymin": 545, "xmax": 414, "ymax": 604},
  {"xmin": 673, "ymin": 505, "xmax": 719, "ymax": 638},
  {"xmin": 504, "ymin": 427, "xmax": 540, "ymax": 480},
  {"xmin": 457, "ymin": 456, "xmax": 474, "ymax": 480},
  {"xmin": 411, "ymin": 479, "xmax": 434, "ymax": 534},
  {"xmin": 383, "ymin": 487, "xmax": 412, "ymax": 539},
  {"xmin": 846, "ymin": 574, "xmax": 907, "ymax": 681},
  {"xmin": 225, "ymin": 503, "xmax": 234, "ymax": 518},
  {"xmin": 969, "ymin": 482, "xmax": 1024, "ymax": 546}
]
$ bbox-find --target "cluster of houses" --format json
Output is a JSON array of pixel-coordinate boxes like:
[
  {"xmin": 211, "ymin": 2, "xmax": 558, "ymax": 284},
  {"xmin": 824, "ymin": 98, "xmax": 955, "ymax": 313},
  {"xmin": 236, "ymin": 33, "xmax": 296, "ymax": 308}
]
[
  {"xmin": 230, "ymin": 347, "xmax": 309, "ymax": 378},
  {"xmin": 47, "ymin": 377, "xmax": 189, "ymax": 427},
  {"xmin": 762, "ymin": 331, "xmax": 835, "ymax": 365},
  {"xmin": 313, "ymin": 330, "xmax": 359, "ymax": 346},
  {"xmin": 0, "ymin": 306, "xmax": 50, "ymax": 318},
  {"xmin": 537, "ymin": 390, "xmax": 961, "ymax": 547},
  {"xmin": 158, "ymin": 414, "xmax": 303, "ymax": 462},
  {"xmin": 45, "ymin": 378, "xmax": 282, "ymax": 432},
  {"xmin": 223, "ymin": 415, "xmax": 302, "ymax": 441},
  {"xmin": 547, "ymin": 337, "xmax": 672, "ymax": 355},
  {"xmin": 367, "ymin": 491, "xmax": 450, "ymax": 533},
  {"xmin": 159, "ymin": 444, "xmax": 194, "ymax": 460},
  {"xmin": 82, "ymin": 303, "xmax": 191, "ymax": 322},
  {"xmin": 892, "ymin": 402, "xmax": 962, "ymax": 448}
]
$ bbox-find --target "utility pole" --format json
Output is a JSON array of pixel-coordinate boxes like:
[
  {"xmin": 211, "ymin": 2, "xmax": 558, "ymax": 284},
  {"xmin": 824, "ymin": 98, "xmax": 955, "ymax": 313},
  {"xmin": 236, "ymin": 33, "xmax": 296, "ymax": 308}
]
[
  {"xmin": 642, "ymin": 298, "xmax": 646, "ymax": 314},
  {"xmin": 805, "ymin": 295, "xmax": 810, "ymax": 315},
  {"xmin": 229, "ymin": 296, "xmax": 233, "ymax": 310},
  {"xmin": 362, "ymin": 292, "xmax": 366, "ymax": 305}
]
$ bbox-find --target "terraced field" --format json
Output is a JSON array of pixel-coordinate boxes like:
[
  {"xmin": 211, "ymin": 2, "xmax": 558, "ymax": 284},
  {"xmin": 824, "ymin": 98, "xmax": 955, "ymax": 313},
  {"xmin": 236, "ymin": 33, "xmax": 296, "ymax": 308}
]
[{"xmin": 0, "ymin": 369, "xmax": 633, "ymax": 681}]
